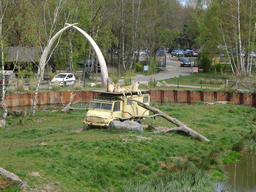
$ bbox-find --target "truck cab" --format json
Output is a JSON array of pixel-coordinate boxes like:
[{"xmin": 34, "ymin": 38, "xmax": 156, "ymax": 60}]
[{"xmin": 84, "ymin": 90, "xmax": 150, "ymax": 127}]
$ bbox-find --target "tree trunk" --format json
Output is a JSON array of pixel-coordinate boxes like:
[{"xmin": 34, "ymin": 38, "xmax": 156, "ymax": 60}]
[
  {"xmin": 0, "ymin": 0, "xmax": 8, "ymax": 123},
  {"xmin": 132, "ymin": 100, "xmax": 210, "ymax": 142}
]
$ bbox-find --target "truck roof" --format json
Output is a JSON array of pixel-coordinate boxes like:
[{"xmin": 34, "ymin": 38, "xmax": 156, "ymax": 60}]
[{"xmin": 91, "ymin": 89, "xmax": 150, "ymax": 96}]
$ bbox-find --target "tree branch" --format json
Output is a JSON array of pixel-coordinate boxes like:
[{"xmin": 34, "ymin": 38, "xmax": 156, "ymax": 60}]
[{"xmin": 130, "ymin": 100, "xmax": 210, "ymax": 142}]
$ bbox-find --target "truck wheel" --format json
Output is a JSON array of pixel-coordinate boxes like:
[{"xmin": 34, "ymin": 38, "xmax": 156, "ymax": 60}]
[{"xmin": 136, "ymin": 119, "xmax": 142, "ymax": 124}]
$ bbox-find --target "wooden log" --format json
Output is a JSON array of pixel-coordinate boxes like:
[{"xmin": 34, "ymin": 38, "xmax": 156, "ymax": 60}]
[{"xmin": 132, "ymin": 100, "xmax": 210, "ymax": 142}]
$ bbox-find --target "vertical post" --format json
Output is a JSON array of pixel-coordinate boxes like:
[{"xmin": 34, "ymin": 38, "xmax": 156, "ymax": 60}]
[
  {"xmin": 225, "ymin": 79, "xmax": 228, "ymax": 89},
  {"xmin": 107, "ymin": 78, "xmax": 109, "ymax": 92}
]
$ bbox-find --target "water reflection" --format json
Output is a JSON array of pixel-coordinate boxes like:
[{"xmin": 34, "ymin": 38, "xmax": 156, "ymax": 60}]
[{"xmin": 223, "ymin": 151, "xmax": 256, "ymax": 192}]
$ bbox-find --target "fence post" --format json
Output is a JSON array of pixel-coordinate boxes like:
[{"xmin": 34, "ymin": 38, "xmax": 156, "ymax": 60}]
[{"xmin": 225, "ymin": 79, "xmax": 228, "ymax": 89}]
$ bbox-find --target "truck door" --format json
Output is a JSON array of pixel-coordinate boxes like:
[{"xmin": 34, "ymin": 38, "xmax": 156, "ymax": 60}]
[{"xmin": 112, "ymin": 101, "xmax": 122, "ymax": 119}]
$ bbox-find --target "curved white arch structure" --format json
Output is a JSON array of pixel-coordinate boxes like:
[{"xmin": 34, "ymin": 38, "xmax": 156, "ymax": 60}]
[
  {"xmin": 71, "ymin": 25, "xmax": 108, "ymax": 86},
  {"xmin": 38, "ymin": 23, "xmax": 108, "ymax": 86},
  {"xmin": 33, "ymin": 23, "xmax": 108, "ymax": 115}
]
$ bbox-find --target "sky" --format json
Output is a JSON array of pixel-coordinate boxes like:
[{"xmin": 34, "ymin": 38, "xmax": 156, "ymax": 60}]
[{"xmin": 179, "ymin": 0, "xmax": 189, "ymax": 6}]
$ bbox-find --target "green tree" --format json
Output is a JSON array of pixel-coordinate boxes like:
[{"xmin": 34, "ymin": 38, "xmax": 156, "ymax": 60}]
[{"xmin": 196, "ymin": 0, "xmax": 256, "ymax": 76}]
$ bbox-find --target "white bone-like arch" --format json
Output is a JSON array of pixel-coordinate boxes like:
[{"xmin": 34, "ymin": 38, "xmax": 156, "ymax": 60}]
[
  {"xmin": 71, "ymin": 25, "xmax": 108, "ymax": 86},
  {"xmin": 32, "ymin": 23, "xmax": 108, "ymax": 115},
  {"xmin": 38, "ymin": 23, "xmax": 108, "ymax": 86}
]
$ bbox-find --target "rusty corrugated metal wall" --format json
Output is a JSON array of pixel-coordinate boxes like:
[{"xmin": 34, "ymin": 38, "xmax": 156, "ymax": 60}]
[{"xmin": 3, "ymin": 90, "xmax": 255, "ymax": 108}]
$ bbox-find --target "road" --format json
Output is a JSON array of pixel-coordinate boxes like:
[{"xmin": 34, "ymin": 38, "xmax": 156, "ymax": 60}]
[{"xmin": 119, "ymin": 54, "xmax": 196, "ymax": 85}]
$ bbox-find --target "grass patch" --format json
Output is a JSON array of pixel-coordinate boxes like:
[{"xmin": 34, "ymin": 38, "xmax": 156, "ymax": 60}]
[
  {"xmin": 160, "ymin": 72, "xmax": 256, "ymax": 89},
  {"xmin": 0, "ymin": 103, "xmax": 255, "ymax": 191}
]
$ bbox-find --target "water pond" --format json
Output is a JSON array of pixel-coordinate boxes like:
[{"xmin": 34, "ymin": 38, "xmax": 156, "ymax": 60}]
[{"xmin": 216, "ymin": 151, "xmax": 256, "ymax": 192}]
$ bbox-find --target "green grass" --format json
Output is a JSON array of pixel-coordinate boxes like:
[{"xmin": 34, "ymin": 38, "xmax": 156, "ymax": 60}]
[
  {"xmin": 0, "ymin": 103, "xmax": 255, "ymax": 191},
  {"xmin": 160, "ymin": 72, "xmax": 256, "ymax": 89}
]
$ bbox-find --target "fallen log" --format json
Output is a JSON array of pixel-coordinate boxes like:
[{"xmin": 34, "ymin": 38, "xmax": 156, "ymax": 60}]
[
  {"xmin": 60, "ymin": 92, "xmax": 86, "ymax": 113},
  {"xmin": 131, "ymin": 100, "xmax": 210, "ymax": 142}
]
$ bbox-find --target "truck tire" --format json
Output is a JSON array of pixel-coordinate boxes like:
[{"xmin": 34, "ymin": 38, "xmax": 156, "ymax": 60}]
[{"xmin": 136, "ymin": 119, "xmax": 142, "ymax": 124}]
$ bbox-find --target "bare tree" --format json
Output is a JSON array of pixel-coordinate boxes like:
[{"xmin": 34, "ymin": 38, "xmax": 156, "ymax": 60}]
[
  {"xmin": 0, "ymin": 0, "xmax": 8, "ymax": 125},
  {"xmin": 32, "ymin": 0, "xmax": 68, "ymax": 115},
  {"xmin": 37, "ymin": 0, "xmax": 68, "ymax": 77}
]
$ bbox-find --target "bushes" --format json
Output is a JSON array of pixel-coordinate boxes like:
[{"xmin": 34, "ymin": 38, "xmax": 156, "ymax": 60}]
[
  {"xmin": 135, "ymin": 62, "xmax": 143, "ymax": 72},
  {"xmin": 199, "ymin": 55, "xmax": 211, "ymax": 73}
]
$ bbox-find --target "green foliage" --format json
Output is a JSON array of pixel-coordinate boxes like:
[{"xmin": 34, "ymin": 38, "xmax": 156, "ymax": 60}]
[
  {"xmin": 210, "ymin": 166, "xmax": 226, "ymax": 182},
  {"xmin": 227, "ymin": 90, "xmax": 235, "ymax": 98},
  {"xmin": 147, "ymin": 77, "xmax": 155, "ymax": 88},
  {"xmin": 123, "ymin": 70, "xmax": 134, "ymax": 85},
  {"xmin": 135, "ymin": 62, "xmax": 143, "ymax": 72},
  {"xmin": 17, "ymin": 82, "xmax": 25, "ymax": 92},
  {"xmin": 1, "ymin": 185, "xmax": 21, "ymax": 192},
  {"xmin": 232, "ymin": 140, "xmax": 245, "ymax": 152},
  {"xmin": 221, "ymin": 151, "xmax": 243, "ymax": 164},
  {"xmin": 111, "ymin": 76, "xmax": 120, "ymax": 84},
  {"xmin": 124, "ymin": 77, "xmax": 132, "ymax": 86},
  {"xmin": 199, "ymin": 55, "xmax": 212, "ymax": 73}
]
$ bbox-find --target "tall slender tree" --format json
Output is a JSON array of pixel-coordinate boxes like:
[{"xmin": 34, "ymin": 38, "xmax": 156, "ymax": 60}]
[{"xmin": 0, "ymin": 0, "xmax": 8, "ymax": 125}]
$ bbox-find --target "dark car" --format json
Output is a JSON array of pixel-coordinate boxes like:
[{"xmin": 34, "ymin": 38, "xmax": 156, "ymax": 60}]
[
  {"xmin": 184, "ymin": 50, "xmax": 193, "ymax": 57},
  {"xmin": 77, "ymin": 59, "xmax": 101, "ymax": 73},
  {"xmin": 180, "ymin": 57, "xmax": 191, "ymax": 67},
  {"xmin": 0, "ymin": 77, "xmax": 9, "ymax": 85}
]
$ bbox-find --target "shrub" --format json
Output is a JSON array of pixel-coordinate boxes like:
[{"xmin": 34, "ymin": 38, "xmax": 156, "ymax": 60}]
[
  {"xmin": 232, "ymin": 140, "xmax": 244, "ymax": 152},
  {"xmin": 124, "ymin": 77, "xmax": 132, "ymax": 85},
  {"xmin": 17, "ymin": 80, "xmax": 25, "ymax": 92},
  {"xmin": 199, "ymin": 55, "xmax": 211, "ymax": 73},
  {"xmin": 51, "ymin": 81, "xmax": 60, "ymax": 91},
  {"xmin": 123, "ymin": 70, "xmax": 134, "ymax": 85},
  {"xmin": 48, "ymin": 72, "xmax": 56, "ymax": 80},
  {"xmin": 111, "ymin": 76, "xmax": 120, "ymax": 83},
  {"xmin": 147, "ymin": 77, "xmax": 155, "ymax": 88},
  {"xmin": 29, "ymin": 78, "xmax": 37, "ymax": 91},
  {"xmin": 73, "ymin": 80, "xmax": 83, "ymax": 90},
  {"xmin": 135, "ymin": 62, "xmax": 143, "ymax": 72}
]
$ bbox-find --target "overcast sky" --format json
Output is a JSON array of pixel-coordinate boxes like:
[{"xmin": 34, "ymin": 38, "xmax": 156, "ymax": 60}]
[{"xmin": 179, "ymin": 0, "xmax": 189, "ymax": 6}]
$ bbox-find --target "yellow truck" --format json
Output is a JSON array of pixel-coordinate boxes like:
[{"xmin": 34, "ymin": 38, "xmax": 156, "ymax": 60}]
[{"xmin": 84, "ymin": 90, "xmax": 150, "ymax": 127}]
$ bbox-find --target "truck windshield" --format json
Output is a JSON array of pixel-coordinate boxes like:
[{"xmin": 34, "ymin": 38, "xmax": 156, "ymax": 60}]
[{"xmin": 90, "ymin": 102, "xmax": 113, "ymax": 110}]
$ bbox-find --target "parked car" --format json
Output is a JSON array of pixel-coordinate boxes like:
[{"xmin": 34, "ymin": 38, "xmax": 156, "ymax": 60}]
[
  {"xmin": 184, "ymin": 50, "xmax": 194, "ymax": 57},
  {"xmin": 51, "ymin": 73, "xmax": 76, "ymax": 87},
  {"xmin": 139, "ymin": 50, "xmax": 146, "ymax": 56},
  {"xmin": 250, "ymin": 51, "xmax": 256, "ymax": 57},
  {"xmin": 180, "ymin": 57, "xmax": 191, "ymax": 67},
  {"xmin": 171, "ymin": 50, "xmax": 178, "ymax": 57},
  {"xmin": 192, "ymin": 50, "xmax": 198, "ymax": 57},
  {"xmin": 0, "ymin": 70, "xmax": 13, "ymax": 87},
  {"xmin": 77, "ymin": 59, "xmax": 101, "ymax": 73},
  {"xmin": 176, "ymin": 50, "xmax": 184, "ymax": 57},
  {"xmin": 0, "ymin": 76, "xmax": 9, "ymax": 87},
  {"xmin": 156, "ymin": 50, "xmax": 165, "ymax": 56}
]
